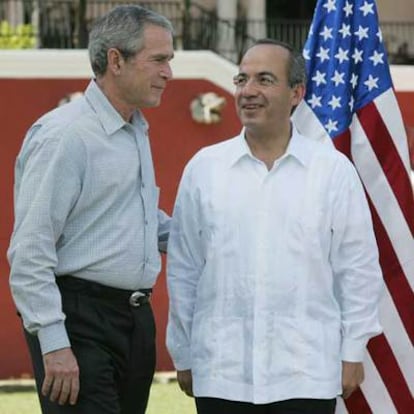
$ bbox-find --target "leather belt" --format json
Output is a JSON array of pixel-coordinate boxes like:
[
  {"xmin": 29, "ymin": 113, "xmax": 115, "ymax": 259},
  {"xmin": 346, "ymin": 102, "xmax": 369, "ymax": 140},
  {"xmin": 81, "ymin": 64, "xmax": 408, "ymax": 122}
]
[{"xmin": 57, "ymin": 275, "xmax": 152, "ymax": 308}]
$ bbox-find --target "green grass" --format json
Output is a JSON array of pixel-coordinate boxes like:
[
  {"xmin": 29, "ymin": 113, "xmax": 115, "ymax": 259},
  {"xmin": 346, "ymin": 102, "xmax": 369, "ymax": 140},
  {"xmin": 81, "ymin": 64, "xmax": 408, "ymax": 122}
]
[{"xmin": 0, "ymin": 382, "xmax": 196, "ymax": 414}]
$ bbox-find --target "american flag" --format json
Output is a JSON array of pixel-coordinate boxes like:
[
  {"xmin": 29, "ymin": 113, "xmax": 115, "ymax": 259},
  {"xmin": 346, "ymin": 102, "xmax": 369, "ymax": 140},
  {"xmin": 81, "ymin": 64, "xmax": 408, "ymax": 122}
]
[{"xmin": 292, "ymin": 0, "xmax": 414, "ymax": 413}]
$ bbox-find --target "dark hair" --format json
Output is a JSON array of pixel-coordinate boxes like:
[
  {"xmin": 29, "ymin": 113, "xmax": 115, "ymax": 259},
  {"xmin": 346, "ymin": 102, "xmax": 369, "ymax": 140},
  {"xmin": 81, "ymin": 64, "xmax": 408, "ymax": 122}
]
[
  {"xmin": 88, "ymin": 5, "xmax": 174, "ymax": 77},
  {"xmin": 251, "ymin": 38, "xmax": 307, "ymax": 87}
]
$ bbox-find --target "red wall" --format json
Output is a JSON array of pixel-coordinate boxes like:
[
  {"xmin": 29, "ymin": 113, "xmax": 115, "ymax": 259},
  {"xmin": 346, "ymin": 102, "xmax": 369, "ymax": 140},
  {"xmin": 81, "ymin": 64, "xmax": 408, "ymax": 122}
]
[
  {"xmin": 0, "ymin": 78, "xmax": 241, "ymax": 378},
  {"xmin": 1, "ymin": 78, "xmax": 413, "ymax": 379}
]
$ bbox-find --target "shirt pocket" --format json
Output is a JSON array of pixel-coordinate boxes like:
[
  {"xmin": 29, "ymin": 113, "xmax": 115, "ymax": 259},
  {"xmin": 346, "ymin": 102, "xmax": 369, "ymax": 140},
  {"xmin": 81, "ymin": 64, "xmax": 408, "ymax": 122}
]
[
  {"xmin": 192, "ymin": 316, "xmax": 245, "ymax": 381},
  {"xmin": 267, "ymin": 317, "xmax": 329, "ymax": 380}
]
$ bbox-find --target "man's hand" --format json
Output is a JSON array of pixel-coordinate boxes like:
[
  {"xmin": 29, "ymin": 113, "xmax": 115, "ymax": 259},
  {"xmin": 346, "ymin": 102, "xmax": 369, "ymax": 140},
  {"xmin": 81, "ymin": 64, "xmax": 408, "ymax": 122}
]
[
  {"xmin": 42, "ymin": 347, "xmax": 80, "ymax": 405},
  {"xmin": 342, "ymin": 361, "xmax": 364, "ymax": 399},
  {"xmin": 177, "ymin": 369, "xmax": 193, "ymax": 397}
]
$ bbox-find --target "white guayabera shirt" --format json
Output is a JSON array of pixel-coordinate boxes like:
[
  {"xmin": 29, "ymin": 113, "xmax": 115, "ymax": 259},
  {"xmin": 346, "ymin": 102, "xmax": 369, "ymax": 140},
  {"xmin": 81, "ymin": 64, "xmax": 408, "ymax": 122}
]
[{"xmin": 166, "ymin": 127, "xmax": 383, "ymax": 404}]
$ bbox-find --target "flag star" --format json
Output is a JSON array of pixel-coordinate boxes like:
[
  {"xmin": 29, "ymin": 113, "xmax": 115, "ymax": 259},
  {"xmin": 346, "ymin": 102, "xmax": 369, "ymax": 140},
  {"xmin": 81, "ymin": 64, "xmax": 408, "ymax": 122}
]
[
  {"xmin": 343, "ymin": 1, "xmax": 353, "ymax": 17},
  {"xmin": 312, "ymin": 70, "xmax": 327, "ymax": 86},
  {"xmin": 335, "ymin": 47, "xmax": 349, "ymax": 64},
  {"xmin": 316, "ymin": 46, "xmax": 330, "ymax": 62},
  {"xmin": 303, "ymin": 48, "xmax": 311, "ymax": 60},
  {"xmin": 309, "ymin": 23, "xmax": 314, "ymax": 35},
  {"xmin": 308, "ymin": 94, "xmax": 322, "ymax": 109},
  {"xmin": 377, "ymin": 29, "xmax": 383, "ymax": 42},
  {"xmin": 355, "ymin": 25, "xmax": 369, "ymax": 40},
  {"xmin": 364, "ymin": 74, "xmax": 379, "ymax": 91},
  {"xmin": 325, "ymin": 119, "xmax": 338, "ymax": 133},
  {"xmin": 323, "ymin": 0, "xmax": 336, "ymax": 13},
  {"xmin": 320, "ymin": 25, "xmax": 333, "ymax": 41},
  {"xmin": 339, "ymin": 23, "xmax": 351, "ymax": 38},
  {"xmin": 369, "ymin": 50, "xmax": 384, "ymax": 66},
  {"xmin": 328, "ymin": 95, "xmax": 342, "ymax": 110},
  {"xmin": 352, "ymin": 48, "xmax": 364, "ymax": 64},
  {"xmin": 360, "ymin": 1, "xmax": 375, "ymax": 16},
  {"xmin": 349, "ymin": 96, "xmax": 355, "ymax": 111},
  {"xmin": 350, "ymin": 73, "xmax": 359, "ymax": 88},
  {"xmin": 331, "ymin": 70, "xmax": 345, "ymax": 86}
]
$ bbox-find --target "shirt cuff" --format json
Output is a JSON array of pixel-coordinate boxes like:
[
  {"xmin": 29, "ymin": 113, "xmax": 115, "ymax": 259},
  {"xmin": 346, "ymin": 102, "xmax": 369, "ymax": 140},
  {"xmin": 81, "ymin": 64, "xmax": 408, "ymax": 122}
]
[
  {"xmin": 170, "ymin": 347, "xmax": 192, "ymax": 371},
  {"xmin": 341, "ymin": 337, "xmax": 368, "ymax": 362},
  {"xmin": 37, "ymin": 321, "xmax": 71, "ymax": 355}
]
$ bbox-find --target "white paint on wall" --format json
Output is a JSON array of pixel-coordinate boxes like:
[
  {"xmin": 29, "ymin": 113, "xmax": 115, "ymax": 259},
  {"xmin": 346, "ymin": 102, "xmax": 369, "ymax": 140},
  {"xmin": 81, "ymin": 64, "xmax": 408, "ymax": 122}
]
[{"xmin": 0, "ymin": 49, "xmax": 412, "ymax": 92}]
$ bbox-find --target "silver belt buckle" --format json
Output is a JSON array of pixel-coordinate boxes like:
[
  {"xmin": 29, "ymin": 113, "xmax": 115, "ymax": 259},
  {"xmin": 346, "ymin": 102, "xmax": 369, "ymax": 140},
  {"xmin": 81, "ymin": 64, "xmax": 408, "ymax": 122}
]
[{"xmin": 129, "ymin": 291, "xmax": 145, "ymax": 307}]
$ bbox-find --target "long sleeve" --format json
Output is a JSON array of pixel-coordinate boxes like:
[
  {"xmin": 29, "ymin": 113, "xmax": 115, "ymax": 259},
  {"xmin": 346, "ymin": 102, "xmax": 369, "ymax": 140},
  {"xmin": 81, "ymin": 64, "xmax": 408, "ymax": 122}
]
[
  {"xmin": 330, "ymin": 159, "xmax": 384, "ymax": 361},
  {"xmin": 157, "ymin": 209, "xmax": 170, "ymax": 253},
  {"xmin": 8, "ymin": 127, "xmax": 82, "ymax": 354},
  {"xmin": 166, "ymin": 165, "xmax": 204, "ymax": 370}
]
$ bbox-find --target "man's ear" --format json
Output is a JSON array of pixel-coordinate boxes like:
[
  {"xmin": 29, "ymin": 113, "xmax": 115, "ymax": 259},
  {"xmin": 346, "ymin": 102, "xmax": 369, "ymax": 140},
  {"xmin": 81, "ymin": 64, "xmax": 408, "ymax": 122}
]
[
  {"xmin": 291, "ymin": 83, "xmax": 306, "ymax": 107},
  {"xmin": 107, "ymin": 48, "xmax": 124, "ymax": 76}
]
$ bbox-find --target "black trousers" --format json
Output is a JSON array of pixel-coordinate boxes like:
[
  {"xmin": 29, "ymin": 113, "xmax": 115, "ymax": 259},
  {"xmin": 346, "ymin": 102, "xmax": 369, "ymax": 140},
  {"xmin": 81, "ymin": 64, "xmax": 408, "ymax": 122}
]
[
  {"xmin": 25, "ymin": 276, "xmax": 156, "ymax": 414},
  {"xmin": 195, "ymin": 397, "xmax": 337, "ymax": 414}
]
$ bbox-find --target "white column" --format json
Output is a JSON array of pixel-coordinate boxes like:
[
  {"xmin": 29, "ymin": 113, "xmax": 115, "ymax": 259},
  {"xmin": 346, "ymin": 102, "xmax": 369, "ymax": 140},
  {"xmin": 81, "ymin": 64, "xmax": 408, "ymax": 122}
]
[
  {"xmin": 7, "ymin": 0, "xmax": 24, "ymax": 26},
  {"xmin": 216, "ymin": 0, "xmax": 238, "ymax": 61},
  {"xmin": 246, "ymin": 0, "xmax": 266, "ymax": 41}
]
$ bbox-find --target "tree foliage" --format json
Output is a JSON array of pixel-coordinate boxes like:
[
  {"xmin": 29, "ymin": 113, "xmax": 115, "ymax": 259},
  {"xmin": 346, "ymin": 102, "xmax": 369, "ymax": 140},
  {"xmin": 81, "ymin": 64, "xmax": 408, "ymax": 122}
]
[{"xmin": 0, "ymin": 21, "xmax": 36, "ymax": 49}]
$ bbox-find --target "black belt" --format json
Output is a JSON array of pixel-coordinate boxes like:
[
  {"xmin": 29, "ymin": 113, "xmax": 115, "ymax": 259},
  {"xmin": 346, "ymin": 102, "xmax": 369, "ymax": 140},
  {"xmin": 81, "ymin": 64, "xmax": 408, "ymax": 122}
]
[{"xmin": 56, "ymin": 275, "xmax": 152, "ymax": 308}]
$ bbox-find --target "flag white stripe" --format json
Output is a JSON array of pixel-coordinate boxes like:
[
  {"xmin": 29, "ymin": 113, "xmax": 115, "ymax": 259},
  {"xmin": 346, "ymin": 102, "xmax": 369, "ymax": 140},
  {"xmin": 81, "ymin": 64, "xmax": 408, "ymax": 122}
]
[
  {"xmin": 380, "ymin": 288, "xmax": 414, "ymax": 394},
  {"xmin": 335, "ymin": 396, "xmax": 349, "ymax": 414},
  {"xmin": 360, "ymin": 351, "xmax": 399, "ymax": 414},
  {"xmin": 293, "ymin": 101, "xmax": 414, "ymax": 398},
  {"xmin": 350, "ymin": 113, "xmax": 414, "ymax": 292},
  {"xmin": 292, "ymin": 102, "xmax": 332, "ymax": 144},
  {"xmin": 376, "ymin": 90, "xmax": 412, "ymax": 173},
  {"xmin": 350, "ymin": 112, "xmax": 414, "ymax": 393}
]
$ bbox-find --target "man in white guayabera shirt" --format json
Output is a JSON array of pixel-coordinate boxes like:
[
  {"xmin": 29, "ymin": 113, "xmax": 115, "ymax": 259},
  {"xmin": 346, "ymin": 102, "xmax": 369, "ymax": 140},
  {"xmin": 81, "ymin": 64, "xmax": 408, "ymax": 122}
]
[
  {"xmin": 166, "ymin": 39, "xmax": 383, "ymax": 414},
  {"xmin": 8, "ymin": 5, "xmax": 174, "ymax": 414}
]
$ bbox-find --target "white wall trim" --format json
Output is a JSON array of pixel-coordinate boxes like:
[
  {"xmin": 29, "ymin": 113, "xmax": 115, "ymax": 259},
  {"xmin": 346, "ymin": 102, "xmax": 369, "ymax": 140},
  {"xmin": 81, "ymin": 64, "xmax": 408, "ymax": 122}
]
[{"xmin": 0, "ymin": 49, "xmax": 413, "ymax": 92}]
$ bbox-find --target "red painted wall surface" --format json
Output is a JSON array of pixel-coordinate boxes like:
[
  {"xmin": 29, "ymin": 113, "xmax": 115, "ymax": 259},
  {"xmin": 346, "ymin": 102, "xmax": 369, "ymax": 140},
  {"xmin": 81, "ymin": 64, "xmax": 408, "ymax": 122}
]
[
  {"xmin": 0, "ymin": 78, "xmax": 241, "ymax": 379},
  {"xmin": 1, "ymin": 78, "xmax": 413, "ymax": 379}
]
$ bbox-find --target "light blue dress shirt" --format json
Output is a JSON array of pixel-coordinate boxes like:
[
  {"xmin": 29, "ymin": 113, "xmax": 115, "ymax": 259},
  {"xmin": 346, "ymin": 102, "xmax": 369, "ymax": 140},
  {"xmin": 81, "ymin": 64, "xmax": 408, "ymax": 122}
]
[{"xmin": 8, "ymin": 80, "xmax": 170, "ymax": 354}]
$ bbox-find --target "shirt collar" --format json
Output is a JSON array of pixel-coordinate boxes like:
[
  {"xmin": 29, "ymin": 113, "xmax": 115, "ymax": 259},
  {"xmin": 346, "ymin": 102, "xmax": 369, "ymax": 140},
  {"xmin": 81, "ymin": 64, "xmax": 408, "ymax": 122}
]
[
  {"xmin": 226, "ymin": 128, "xmax": 253, "ymax": 168},
  {"xmin": 285, "ymin": 125, "xmax": 312, "ymax": 167},
  {"xmin": 84, "ymin": 80, "xmax": 148, "ymax": 136},
  {"xmin": 227, "ymin": 125, "xmax": 312, "ymax": 169}
]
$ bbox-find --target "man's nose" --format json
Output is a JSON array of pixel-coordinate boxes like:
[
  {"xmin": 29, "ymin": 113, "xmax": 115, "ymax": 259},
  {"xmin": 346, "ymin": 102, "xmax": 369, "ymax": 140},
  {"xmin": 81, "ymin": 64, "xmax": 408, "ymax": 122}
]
[
  {"xmin": 240, "ymin": 78, "xmax": 259, "ymax": 95},
  {"xmin": 161, "ymin": 62, "xmax": 173, "ymax": 80}
]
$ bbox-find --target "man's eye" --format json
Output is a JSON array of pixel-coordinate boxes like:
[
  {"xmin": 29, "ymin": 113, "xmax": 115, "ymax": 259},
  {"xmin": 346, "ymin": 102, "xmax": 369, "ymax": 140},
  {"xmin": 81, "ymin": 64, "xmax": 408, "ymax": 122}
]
[
  {"xmin": 259, "ymin": 76, "xmax": 275, "ymax": 86},
  {"xmin": 233, "ymin": 76, "xmax": 247, "ymax": 86}
]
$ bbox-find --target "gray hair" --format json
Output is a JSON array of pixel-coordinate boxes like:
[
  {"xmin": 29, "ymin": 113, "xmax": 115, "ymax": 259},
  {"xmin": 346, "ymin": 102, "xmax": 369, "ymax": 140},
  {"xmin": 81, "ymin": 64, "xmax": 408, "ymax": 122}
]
[
  {"xmin": 252, "ymin": 39, "xmax": 307, "ymax": 87},
  {"xmin": 88, "ymin": 5, "xmax": 174, "ymax": 77}
]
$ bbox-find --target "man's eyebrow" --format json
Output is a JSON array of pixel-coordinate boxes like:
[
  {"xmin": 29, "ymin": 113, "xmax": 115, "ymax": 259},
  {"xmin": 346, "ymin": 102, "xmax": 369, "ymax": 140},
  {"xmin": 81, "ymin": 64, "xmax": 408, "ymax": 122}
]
[
  {"xmin": 151, "ymin": 52, "xmax": 174, "ymax": 60},
  {"xmin": 257, "ymin": 71, "xmax": 277, "ymax": 78},
  {"xmin": 234, "ymin": 71, "xmax": 277, "ymax": 78}
]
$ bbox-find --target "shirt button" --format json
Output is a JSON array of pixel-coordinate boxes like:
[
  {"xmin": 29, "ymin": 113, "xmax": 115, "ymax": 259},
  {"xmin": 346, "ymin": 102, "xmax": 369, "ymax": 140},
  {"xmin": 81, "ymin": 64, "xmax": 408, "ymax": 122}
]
[
  {"xmin": 142, "ymin": 182, "xmax": 145, "ymax": 188},
  {"xmin": 145, "ymin": 220, "xmax": 148, "ymax": 225}
]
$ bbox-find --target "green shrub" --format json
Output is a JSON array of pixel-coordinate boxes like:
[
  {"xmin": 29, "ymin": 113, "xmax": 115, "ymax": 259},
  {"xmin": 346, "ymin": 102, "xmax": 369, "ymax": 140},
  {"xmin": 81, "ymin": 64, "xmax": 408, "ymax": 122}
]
[{"xmin": 0, "ymin": 20, "xmax": 36, "ymax": 49}]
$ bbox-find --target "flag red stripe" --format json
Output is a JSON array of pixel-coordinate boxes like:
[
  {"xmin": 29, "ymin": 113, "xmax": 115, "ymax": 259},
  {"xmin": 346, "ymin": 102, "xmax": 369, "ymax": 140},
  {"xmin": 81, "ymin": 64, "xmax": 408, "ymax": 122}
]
[
  {"xmin": 334, "ymin": 125, "xmax": 414, "ymax": 343},
  {"xmin": 344, "ymin": 387, "xmax": 373, "ymax": 413},
  {"xmin": 368, "ymin": 198, "xmax": 414, "ymax": 344},
  {"xmin": 357, "ymin": 102, "xmax": 414, "ymax": 236},
  {"xmin": 333, "ymin": 130, "xmax": 351, "ymax": 159},
  {"xmin": 367, "ymin": 334, "xmax": 414, "ymax": 412}
]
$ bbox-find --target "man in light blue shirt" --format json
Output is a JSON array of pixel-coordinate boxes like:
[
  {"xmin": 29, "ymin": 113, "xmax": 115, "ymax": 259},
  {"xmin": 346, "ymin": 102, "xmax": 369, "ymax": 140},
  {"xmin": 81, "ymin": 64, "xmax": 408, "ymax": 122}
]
[{"xmin": 8, "ymin": 5, "xmax": 174, "ymax": 413}]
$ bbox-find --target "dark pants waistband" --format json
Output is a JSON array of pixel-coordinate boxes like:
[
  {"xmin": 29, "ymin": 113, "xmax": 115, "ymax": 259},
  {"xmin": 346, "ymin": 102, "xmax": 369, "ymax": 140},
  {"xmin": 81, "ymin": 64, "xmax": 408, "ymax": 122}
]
[{"xmin": 56, "ymin": 275, "xmax": 152, "ymax": 307}]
